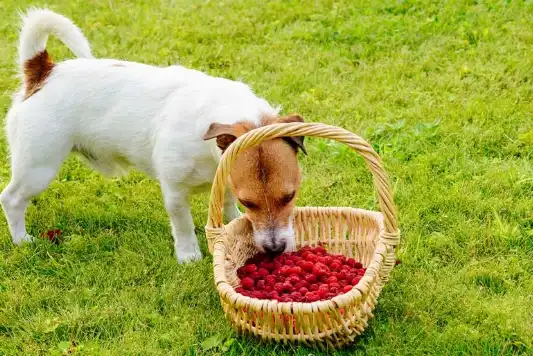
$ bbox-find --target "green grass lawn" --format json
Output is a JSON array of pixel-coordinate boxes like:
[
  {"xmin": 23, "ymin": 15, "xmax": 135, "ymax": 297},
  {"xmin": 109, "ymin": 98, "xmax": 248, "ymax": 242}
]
[{"xmin": 1, "ymin": 0, "xmax": 532, "ymax": 354}]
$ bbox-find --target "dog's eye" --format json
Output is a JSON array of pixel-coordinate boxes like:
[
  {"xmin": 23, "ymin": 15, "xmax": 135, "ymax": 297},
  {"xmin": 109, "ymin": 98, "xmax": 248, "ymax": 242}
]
[
  {"xmin": 239, "ymin": 200, "xmax": 258, "ymax": 210},
  {"xmin": 281, "ymin": 191, "xmax": 296, "ymax": 205}
]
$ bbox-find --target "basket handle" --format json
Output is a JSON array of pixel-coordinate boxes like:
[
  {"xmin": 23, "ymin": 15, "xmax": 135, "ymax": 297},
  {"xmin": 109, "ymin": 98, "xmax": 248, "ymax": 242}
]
[{"xmin": 205, "ymin": 122, "xmax": 400, "ymax": 247}]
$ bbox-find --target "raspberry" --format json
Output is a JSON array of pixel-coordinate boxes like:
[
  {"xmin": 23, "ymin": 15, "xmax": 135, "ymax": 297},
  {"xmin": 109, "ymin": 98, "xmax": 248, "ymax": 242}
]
[
  {"xmin": 249, "ymin": 271, "xmax": 261, "ymax": 280},
  {"xmin": 257, "ymin": 268, "xmax": 269, "ymax": 278},
  {"xmin": 306, "ymin": 253, "xmax": 318, "ymax": 263},
  {"xmin": 268, "ymin": 291, "xmax": 279, "ymax": 299},
  {"xmin": 265, "ymin": 275, "xmax": 277, "ymax": 285},
  {"xmin": 345, "ymin": 273, "xmax": 357, "ymax": 282},
  {"xmin": 314, "ymin": 246, "xmax": 327, "ymax": 255},
  {"xmin": 293, "ymin": 281, "xmax": 307, "ymax": 290},
  {"xmin": 319, "ymin": 275, "xmax": 329, "ymax": 283},
  {"xmin": 299, "ymin": 246, "xmax": 312, "ymax": 253},
  {"xmin": 285, "ymin": 260, "xmax": 294, "ymax": 266},
  {"xmin": 352, "ymin": 277, "xmax": 361, "ymax": 285},
  {"xmin": 329, "ymin": 262, "xmax": 341, "ymax": 271},
  {"xmin": 337, "ymin": 271, "xmax": 347, "ymax": 280},
  {"xmin": 274, "ymin": 283, "xmax": 285, "ymax": 293},
  {"xmin": 329, "ymin": 282, "xmax": 340, "ymax": 290},
  {"xmin": 342, "ymin": 285, "xmax": 353, "ymax": 293},
  {"xmin": 258, "ymin": 261, "xmax": 269, "ymax": 269},
  {"xmin": 235, "ymin": 287, "xmax": 244, "ymax": 294},
  {"xmin": 340, "ymin": 265, "xmax": 351, "ymax": 272},
  {"xmin": 312, "ymin": 263, "xmax": 329, "ymax": 277},
  {"xmin": 241, "ymin": 277, "xmax": 255, "ymax": 290},
  {"xmin": 346, "ymin": 258, "xmax": 356, "ymax": 268},
  {"xmin": 250, "ymin": 291, "xmax": 264, "ymax": 299},
  {"xmin": 309, "ymin": 284, "xmax": 319, "ymax": 291},
  {"xmin": 289, "ymin": 255, "xmax": 302, "ymax": 264},
  {"xmin": 305, "ymin": 274, "xmax": 317, "ymax": 284},
  {"xmin": 288, "ymin": 275, "xmax": 301, "ymax": 285},
  {"xmin": 299, "ymin": 287, "xmax": 309, "ymax": 295},
  {"xmin": 317, "ymin": 256, "xmax": 328, "ymax": 265},
  {"xmin": 326, "ymin": 276, "xmax": 338, "ymax": 284},
  {"xmin": 282, "ymin": 282, "xmax": 293, "ymax": 292},
  {"xmin": 279, "ymin": 266, "xmax": 292, "ymax": 277},
  {"xmin": 256, "ymin": 280, "xmax": 266, "ymax": 290},
  {"xmin": 41, "ymin": 229, "xmax": 61, "ymax": 244},
  {"xmin": 279, "ymin": 296, "xmax": 293, "ymax": 303},
  {"xmin": 265, "ymin": 284, "xmax": 273, "ymax": 292},
  {"xmin": 290, "ymin": 292, "xmax": 302, "ymax": 302},
  {"xmin": 305, "ymin": 292, "xmax": 320, "ymax": 302},
  {"xmin": 301, "ymin": 261, "xmax": 314, "ymax": 272},
  {"xmin": 324, "ymin": 256, "xmax": 333, "ymax": 266},
  {"xmin": 289, "ymin": 266, "xmax": 302, "ymax": 275},
  {"xmin": 316, "ymin": 284, "xmax": 329, "ymax": 298},
  {"xmin": 243, "ymin": 264, "xmax": 257, "ymax": 274}
]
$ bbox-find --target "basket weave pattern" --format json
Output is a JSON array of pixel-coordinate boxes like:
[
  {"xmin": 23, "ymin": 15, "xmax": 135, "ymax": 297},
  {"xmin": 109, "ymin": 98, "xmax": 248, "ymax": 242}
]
[{"xmin": 205, "ymin": 123, "xmax": 400, "ymax": 348}]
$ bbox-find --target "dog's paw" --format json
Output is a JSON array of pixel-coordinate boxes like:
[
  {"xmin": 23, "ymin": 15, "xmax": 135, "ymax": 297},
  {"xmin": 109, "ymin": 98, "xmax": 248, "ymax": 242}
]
[
  {"xmin": 12, "ymin": 233, "xmax": 34, "ymax": 245},
  {"xmin": 175, "ymin": 242, "xmax": 203, "ymax": 263}
]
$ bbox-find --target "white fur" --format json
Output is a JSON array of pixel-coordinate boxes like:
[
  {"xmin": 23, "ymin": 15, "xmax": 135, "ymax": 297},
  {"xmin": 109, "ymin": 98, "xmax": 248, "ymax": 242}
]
[
  {"xmin": 253, "ymin": 217, "xmax": 295, "ymax": 254},
  {"xmin": 18, "ymin": 9, "xmax": 93, "ymax": 66},
  {"xmin": 1, "ymin": 9, "xmax": 281, "ymax": 262}
]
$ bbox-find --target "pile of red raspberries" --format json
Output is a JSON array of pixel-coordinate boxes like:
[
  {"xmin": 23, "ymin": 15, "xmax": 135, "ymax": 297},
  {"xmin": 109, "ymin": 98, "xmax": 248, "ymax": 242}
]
[{"xmin": 236, "ymin": 246, "xmax": 366, "ymax": 302}]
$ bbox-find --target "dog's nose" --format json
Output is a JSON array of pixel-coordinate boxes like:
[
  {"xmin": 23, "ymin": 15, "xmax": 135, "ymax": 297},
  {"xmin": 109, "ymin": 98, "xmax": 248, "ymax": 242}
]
[{"xmin": 264, "ymin": 241, "xmax": 286, "ymax": 256}]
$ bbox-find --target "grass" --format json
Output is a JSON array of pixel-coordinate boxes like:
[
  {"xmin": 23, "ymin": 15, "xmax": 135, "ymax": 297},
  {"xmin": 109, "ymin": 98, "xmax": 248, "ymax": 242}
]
[{"xmin": 1, "ymin": 0, "xmax": 532, "ymax": 354}]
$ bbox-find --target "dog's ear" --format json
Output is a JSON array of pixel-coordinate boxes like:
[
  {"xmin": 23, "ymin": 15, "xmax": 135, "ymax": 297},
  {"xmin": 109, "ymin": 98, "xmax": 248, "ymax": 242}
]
[
  {"xmin": 203, "ymin": 122, "xmax": 252, "ymax": 152},
  {"xmin": 276, "ymin": 114, "xmax": 307, "ymax": 155}
]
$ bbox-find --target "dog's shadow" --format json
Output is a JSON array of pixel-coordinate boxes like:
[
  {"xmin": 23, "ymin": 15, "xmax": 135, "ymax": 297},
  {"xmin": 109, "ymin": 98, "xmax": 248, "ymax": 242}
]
[{"xmin": 23, "ymin": 200, "xmax": 211, "ymax": 259}]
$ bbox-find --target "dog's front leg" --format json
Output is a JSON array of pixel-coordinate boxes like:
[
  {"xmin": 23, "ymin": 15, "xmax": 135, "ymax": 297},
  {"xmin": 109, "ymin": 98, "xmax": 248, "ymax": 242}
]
[{"xmin": 160, "ymin": 182, "xmax": 202, "ymax": 263}]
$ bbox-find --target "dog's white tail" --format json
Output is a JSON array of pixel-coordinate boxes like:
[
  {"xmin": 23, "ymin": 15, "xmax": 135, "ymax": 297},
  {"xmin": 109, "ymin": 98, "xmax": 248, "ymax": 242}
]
[{"xmin": 18, "ymin": 8, "xmax": 93, "ymax": 67}]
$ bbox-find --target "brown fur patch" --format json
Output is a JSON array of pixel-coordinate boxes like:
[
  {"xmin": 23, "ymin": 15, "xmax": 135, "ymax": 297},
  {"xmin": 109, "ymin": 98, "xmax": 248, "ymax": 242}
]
[
  {"xmin": 229, "ymin": 139, "xmax": 301, "ymax": 231},
  {"xmin": 203, "ymin": 114, "xmax": 307, "ymax": 251},
  {"xmin": 203, "ymin": 121, "xmax": 256, "ymax": 152},
  {"xmin": 23, "ymin": 50, "xmax": 55, "ymax": 99}
]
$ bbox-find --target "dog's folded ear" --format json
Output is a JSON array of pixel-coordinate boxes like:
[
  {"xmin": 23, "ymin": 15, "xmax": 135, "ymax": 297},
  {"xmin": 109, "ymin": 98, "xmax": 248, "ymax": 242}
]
[
  {"xmin": 203, "ymin": 122, "xmax": 252, "ymax": 152},
  {"xmin": 276, "ymin": 114, "xmax": 307, "ymax": 155}
]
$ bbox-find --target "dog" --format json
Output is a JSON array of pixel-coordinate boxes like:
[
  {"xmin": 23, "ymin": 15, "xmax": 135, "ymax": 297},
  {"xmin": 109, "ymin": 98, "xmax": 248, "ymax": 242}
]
[{"xmin": 0, "ymin": 9, "xmax": 306, "ymax": 262}]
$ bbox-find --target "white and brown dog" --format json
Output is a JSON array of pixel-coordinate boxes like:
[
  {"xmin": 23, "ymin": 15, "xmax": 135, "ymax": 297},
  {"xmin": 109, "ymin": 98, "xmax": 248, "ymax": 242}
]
[{"xmin": 0, "ymin": 9, "xmax": 306, "ymax": 262}]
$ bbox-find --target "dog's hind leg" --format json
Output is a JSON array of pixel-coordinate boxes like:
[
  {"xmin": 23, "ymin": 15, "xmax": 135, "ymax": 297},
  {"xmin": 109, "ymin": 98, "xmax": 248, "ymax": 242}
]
[{"xmin": 1, "ymin": 113, "xmax": 71, "ymax": 245}]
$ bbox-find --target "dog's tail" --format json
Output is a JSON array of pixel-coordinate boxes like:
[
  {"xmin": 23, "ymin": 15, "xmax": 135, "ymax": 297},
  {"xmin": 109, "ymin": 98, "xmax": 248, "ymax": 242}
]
[
  {"xmin": 18, "ymin": 9, "xmax": 93, "ymax": 66},
  {"xmin": 17, "ymin": 9, "xmax": 93, "ymax": 97}
]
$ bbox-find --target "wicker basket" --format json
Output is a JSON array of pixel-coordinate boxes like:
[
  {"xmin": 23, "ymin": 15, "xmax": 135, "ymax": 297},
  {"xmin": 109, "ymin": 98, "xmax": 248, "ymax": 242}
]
[{"xmin": 205, "ymin": 122, "xmax": 400, "ymax": 348}]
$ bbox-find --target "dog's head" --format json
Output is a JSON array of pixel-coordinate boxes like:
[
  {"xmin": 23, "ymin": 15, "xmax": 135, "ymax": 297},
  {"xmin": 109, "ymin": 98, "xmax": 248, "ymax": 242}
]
[{"xmin": 203, "ymin": 114, "xmax": 306, "ymax": 255}]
